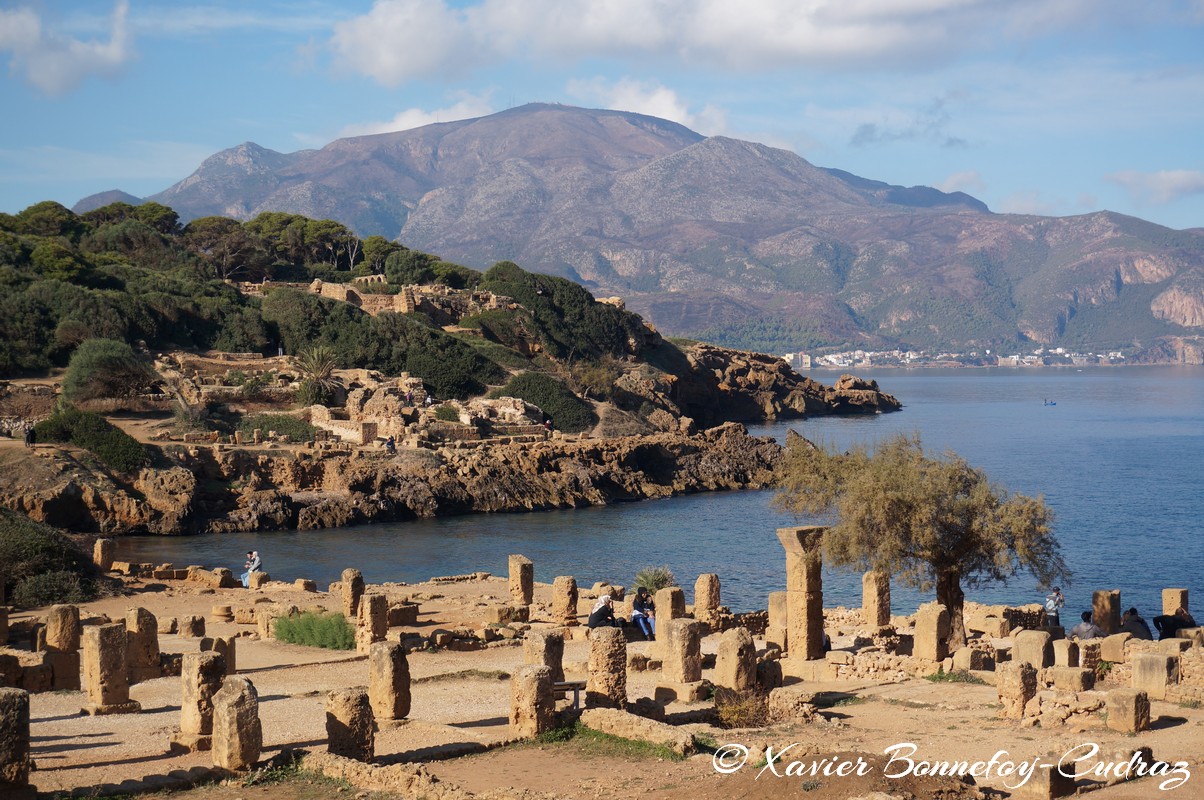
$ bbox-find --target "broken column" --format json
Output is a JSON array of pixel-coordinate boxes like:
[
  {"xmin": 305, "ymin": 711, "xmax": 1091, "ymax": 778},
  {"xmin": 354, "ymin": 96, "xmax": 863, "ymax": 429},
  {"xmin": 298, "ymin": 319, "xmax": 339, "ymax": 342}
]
[
  {"xmin": 510, "ymin": 665, "xmax": 555, "ymax": 737},
  {"xmin": 694, "ymin": 574, "xmax": 720, "ymax": 622},
  {"xmin": 585, "ymin": 626, "xmax": 627, "ymax": 709},
  {"xmin": 654, "ymin": 586, "xmax": 686, "ymax": 621},
  {"xmin": 82, "ymin": 623, "xmax": 141, "ymax": 715},
  {"xmin": 657, "ymin": 619, "xmax": 705, "ymax": 702},
  {"xmin": 172, "ymin": 651, "xmax": 226, "ymax": 752},
  {"xmin": 341, "ymin": 569, "xmax": 365, "ymax": 620},
  {"xmin": 766, "ymin": 591, "xmax": 788, "ymax": 651},
  {"xmin": 913, "ymin": 602, "xmax": 951, "ymax": 663},
  {"xmin": 0, "ymin": 688, "xmax": 34, "ymax": 800},
  {"xmin": 862, "ymin": 570, "xmax": 891, "ymax": 628},
  {"xmin": 325, "ymin": 687, "xmax": 374, "ymax": 762},
  {"xmin": 368, "ymin": 642, "xmax": 411, "ymax": 722},
  {"xmin": 179, "ymin": 615, "xmax": 206, "ymax": 638},
  {"xmin": 93, "ymin": 538, "xmax": 115, "ymax": 572},
  {"xmin": 1093, "ymin": 590, "xmax": 1121, "ymax": 635},
  {"xmin": 1163, "ymin": 588, "xmax": 1189, "ymax": 616},
  {"xmin": 996, "ymin": 661, "xmax": 1037, "ymax": 720},
  {"xmin": 714, "ymin": 627, "xmax": 756, "ymax": 691},
  {"xmin": 212, "ymin": 677, "xmax": 262, "ymax": 770},
  {"xmin": 523, "ymin": 630, "xmax": 565, "ymax": 683},
  {"xmin": 509, "ymin": 555, "xmax": 534, "ymax": 606},
  {"xmin": 551, "ymin": 576, "xmax": 579, "ymax": 626},
  {"xmin": 200, "ymin": 635, "xmax": 237, "ymax": 674},
  {"xmin": 356, "ymin": 593, "xmax": 389, "ymax": 653},
  {"xmin": 43, "ymin": 604, "xmax": 81, "ymax": 691},
  {"xmin": 126, "ymin": 607, "xmax": 161, "ymax": 684},
  {"xmin": 777, "ymin": 526, "xmax": 826, "ymax": 660}
]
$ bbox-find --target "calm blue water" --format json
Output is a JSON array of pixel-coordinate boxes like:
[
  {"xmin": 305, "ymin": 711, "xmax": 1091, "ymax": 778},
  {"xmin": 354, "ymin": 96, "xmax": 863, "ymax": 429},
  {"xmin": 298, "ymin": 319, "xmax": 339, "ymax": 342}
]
[{"xmin": 118, "ymin": 367, "xmax": 1204, "ymax": 617}]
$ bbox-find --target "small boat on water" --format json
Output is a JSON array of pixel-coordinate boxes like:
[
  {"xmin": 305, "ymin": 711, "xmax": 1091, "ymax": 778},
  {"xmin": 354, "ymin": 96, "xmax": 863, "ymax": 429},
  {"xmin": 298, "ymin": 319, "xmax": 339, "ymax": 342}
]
[{"xmin": 1043, "ymin": 398, "xmax": 1057, "ymax": 406}]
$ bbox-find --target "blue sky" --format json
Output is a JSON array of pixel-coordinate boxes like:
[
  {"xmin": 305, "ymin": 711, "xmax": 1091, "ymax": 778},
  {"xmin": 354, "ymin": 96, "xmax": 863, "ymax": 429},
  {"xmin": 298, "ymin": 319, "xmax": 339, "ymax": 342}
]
[{"xmin": 1, "ymin": 0, "xmax": 1202, "ymax": 230}]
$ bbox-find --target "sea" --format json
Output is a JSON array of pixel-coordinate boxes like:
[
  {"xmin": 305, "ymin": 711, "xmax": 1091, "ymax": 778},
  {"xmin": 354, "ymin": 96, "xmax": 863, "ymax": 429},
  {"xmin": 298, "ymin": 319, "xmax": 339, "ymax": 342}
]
[{"xmin": 116, "ymin": 366, "xmax": 1204, "ymax": 619}]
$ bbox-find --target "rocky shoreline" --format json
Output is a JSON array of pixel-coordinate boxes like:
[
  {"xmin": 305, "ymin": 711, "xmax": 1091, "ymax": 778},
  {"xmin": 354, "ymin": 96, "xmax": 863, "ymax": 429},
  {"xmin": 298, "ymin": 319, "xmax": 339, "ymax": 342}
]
[{"xmin": 0, "ymin": 422, "xmax": 785, "ymax": 536}]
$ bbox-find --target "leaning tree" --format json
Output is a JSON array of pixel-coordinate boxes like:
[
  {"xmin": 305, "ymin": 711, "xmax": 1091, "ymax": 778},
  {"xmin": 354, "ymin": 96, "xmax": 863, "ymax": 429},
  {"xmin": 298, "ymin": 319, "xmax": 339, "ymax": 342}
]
[{"xmin": 774, "ymin": 432, "xmax": 1069, "ymax": 649}]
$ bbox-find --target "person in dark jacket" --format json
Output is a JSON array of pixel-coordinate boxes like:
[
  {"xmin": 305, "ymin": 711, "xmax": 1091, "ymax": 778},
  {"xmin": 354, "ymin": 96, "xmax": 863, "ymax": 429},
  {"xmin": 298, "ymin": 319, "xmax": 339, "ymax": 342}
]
[
  {"xmin": 631, "ymin": 586, "xmax": 655, "ymax": 640},
  {"xmin": 587, "ymin": 595, "xmax": 618, "ymax": 628},
  {"xmin": 1154, "ymin": 607, "xmax": 1197, "ymax": 640},
  {"xmin": 1120, "ymin": 607, "xmax": 1153, "ymax": 640},
  {"xmin": 24, "ymin": 425, "xmax": 36, "ymax": 448}
]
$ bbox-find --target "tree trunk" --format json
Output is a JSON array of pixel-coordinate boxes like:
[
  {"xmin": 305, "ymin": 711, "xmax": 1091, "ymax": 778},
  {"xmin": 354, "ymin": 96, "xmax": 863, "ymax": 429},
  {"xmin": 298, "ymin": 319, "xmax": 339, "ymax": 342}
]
[{"xmin": 936, "ymin": 570, "xmax": 967, "ymax": 651}]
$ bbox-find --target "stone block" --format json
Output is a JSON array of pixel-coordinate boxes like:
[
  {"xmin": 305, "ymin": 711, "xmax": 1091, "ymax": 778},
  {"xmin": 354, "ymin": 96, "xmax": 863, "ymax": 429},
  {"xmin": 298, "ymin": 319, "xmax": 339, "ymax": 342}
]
[
  {"xmin": 654, "ymin": 586, "xmax": 686, "ymax": 621},
  {"xmin": 1162, "ymin": 588, "xmax": 1188, "ymax": 617},
  {"xmin": 914, "ymin": 602, "xmax": 951, "ymax": 662},
  {"xmin": 1052, "ymin": 639, "xmax": 1079, "ymax": 668},
  {"xmin": 341, "ymin": 569, "xmax": 365, "ymax": 619},
  {"xmin": 1014, "ymin": 630, "xmax": 1053, "ymax": 669},
  {"xmin": 45, "ymin": 605, "xmax": 81, "ymax": 652},
  {"xmin": 508, "ymin": 555, "xmax": 533, "ymax": 606},
  {"xmin": 294, "ymin": 579, "xmax": 317, "ymax": 592},
  {"xmin": 523, "ymin": 630, "xmax": 565, "ymax": 684},
  {"xmin": 200, "ymin": 636, "xmax": 237, "ymax": 674},
  {"xmin": 997, "ymin": 661, "xmax": 1037, "ymax": 719},
  {"xmin": 43, "ymin": 650, "xmax": 81, "ymax": 692},
  {"xmin": 586, "ymin": 627, "xmax": 627, "ymax": 709},
  {"xmin": 246, "ymin": 572, "xmax": 269, "ymax": 590},
  {"xmin": 0, "ymin": 687, "xmax": 34, "ymax": 800},
  {"xmin": 1131, "ymin": 653, "xmax": 1178, "ymax": 700},
  {"xmin": 126, "ymin": 607, "xmax": 161, "ymax": 684},
  {"xmin": 1048, "ymin": 666, "xmax": 1095, "ymax": 692},
  {"xmin": 82, "ymin": 623, "xmax": 140, "ymax": 714},
  {"xmin": 952, "ymin": 647, "xmax": 993, "ymax": 672},
  {"xmin": 1101, "ymin": 632, "xmax": 1131, "ymax": 664},
  {"xmin": 509, "ymin": 665, "xmax": 555, "ymax": 737},
  {"xmin": 1093, "ymin": 590, "xmax": 1120, "ymax": 635},
  {"xmin": 694, "ymin": 574, "xmax": 720, "ymax": 615},
  {"xmin": 1014, "ymin": 762, "xmax": 1076, "ymax": 799},
  {"xmin": 212, "ymin": 677, "xmax": 261, "ymax": 770},
  {"xmin": 579, "ymin": 707, "xmax": 695, "ymax": 755},
  {"xmin": 19, "ymin": 665, "xmax": 50, "ymax": 694},
  {"xmin": 325, "ymin": 687, "xmax": 373, "ymax": 762},
  {"xmin": 714, "ymin": 627, "xmax": 756, "ymax": 690},
  {"xmin": 861, "ymin": 570, "xmax": 891, "ymax": 628},
  {"xmin": 93, "ymin": 538, "xmax": 115, "ymax": 571},
  {"xmin": 172, "ymin": 651, "xmax": 226, "ymax": 753},
  {"xmin": 551, "ymin": 576, "xmax": 579, "ymax": 626},
  {"xmin": 387, "ymin": 603, "xmax": 419, "ymax": 627},
  {"xmin": 179, "ymin": 615, "xmax": 206, "ymax": 638},
  {"xmin": 1105, "ymin": 689, "xmax": 1150, "ymax": 734}
]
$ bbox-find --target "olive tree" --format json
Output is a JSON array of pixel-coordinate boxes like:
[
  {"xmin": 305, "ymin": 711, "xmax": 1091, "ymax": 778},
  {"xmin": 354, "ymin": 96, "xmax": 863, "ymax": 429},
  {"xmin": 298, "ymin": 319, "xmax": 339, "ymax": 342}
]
[{"xmin": 774, "ymin": 432, "xmax": 1068, "ymax": 649}]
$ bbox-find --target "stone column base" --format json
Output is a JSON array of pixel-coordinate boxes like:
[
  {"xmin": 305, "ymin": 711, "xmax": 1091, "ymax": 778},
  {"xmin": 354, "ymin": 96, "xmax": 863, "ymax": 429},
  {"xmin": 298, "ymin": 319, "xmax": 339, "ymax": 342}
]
[{"xmin": 83, "ymin": 700, "xmax": 142, "ymax": 716}]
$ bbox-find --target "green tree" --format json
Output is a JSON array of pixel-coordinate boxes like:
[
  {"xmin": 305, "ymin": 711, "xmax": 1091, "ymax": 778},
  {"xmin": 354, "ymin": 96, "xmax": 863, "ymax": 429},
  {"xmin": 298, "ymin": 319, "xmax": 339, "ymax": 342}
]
[
  {"xmin": 293, "ymin": 344, "xmax": 341, "ymax": 406},
  {"xmin": 62, "ymin": 338, "xmax": 157, "ymax": 404},
  {"xmin": 774, "ymin": 433, "xmax": 1068, "ymax": 649},
  {"xmin": 183, "ymin": 216, "xmax": 272, "ymax": 281},
  {"xmin": 360, "ymin": 235, "xmax": 401, "ymax": 275}
]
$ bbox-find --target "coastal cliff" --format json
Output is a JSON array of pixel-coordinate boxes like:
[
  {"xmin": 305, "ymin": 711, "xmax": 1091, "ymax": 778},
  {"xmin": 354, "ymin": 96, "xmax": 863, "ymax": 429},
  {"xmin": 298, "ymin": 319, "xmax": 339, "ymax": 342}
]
[{"xmin": 0, "ymin": 422, "xmax": 783, "ymax": 535}]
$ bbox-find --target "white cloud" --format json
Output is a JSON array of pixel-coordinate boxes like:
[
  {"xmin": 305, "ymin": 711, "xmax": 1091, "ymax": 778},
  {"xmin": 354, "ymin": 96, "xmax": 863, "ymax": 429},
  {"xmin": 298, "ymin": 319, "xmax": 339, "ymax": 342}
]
[
  {"xmin": 340, "ymin": 95, "xmax": 497, "ymax": 137},
  {"xmin": 0, "ymin": 1, "xmax": 132, "ymax": 96},
  {"xmin": 1106, "ymin": 170, "xmax": 1204, "ymax": 206},
  {"xmin": 998, "ymin": 190, "xmax": 1059, "ymax": 217},
  {"xmin": 566, "ymin": 78, "xmax": 727, "ymax": 134},
  {"xmin": 937, "ymin": 170, "xmax": 986, "ymax": 194},
  {"xmin": 329, "ymin": 0, "xmax": 482, "ymax": 86}
]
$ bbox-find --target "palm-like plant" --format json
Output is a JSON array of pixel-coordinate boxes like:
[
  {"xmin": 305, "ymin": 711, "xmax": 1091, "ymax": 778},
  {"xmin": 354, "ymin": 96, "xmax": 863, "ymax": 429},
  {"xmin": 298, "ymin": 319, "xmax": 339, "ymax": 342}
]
[{"xmin": 293, "ymin": 345, "xmax": 341, "ymax": 406}]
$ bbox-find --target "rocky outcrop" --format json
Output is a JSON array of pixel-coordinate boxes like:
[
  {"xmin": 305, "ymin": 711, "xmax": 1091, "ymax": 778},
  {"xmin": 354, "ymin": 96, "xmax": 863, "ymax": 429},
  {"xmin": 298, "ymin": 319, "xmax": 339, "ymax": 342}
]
[{"xmin": 0, "ymin": 423, "xmax": 783, "ymax": 535}]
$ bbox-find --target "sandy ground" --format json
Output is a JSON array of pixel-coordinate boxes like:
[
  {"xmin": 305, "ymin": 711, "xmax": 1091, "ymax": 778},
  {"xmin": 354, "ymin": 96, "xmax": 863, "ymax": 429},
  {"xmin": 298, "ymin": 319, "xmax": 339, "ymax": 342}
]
[{"xmin": 5, "ymin": 571, "xmax": 1203, "ymax": 799}]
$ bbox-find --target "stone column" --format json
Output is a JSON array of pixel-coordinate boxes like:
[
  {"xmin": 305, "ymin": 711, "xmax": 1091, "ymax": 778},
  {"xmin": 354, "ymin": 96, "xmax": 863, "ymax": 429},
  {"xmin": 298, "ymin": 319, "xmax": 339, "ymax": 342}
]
[
  {"xmin": 1163, "ymin": 588, "xmax": 1189, "ymax": 616},
  {"xmin": 179, "ymin": 615, "xmax": 206, "ymax": 638},
  {"xmin": 341, "ymin": 569, "xmax": 365, "ymax": 620},
  {"xmin": 0, "ymin": 688, "xmax": 34, "ymax": 800},
  {"xmin": 766, "ymin": 591, "xmax": 788, "ymax": 651},
  {"xmin": 551, "ymin": 576, "xmax": 579, "ymax": 626},
  {"xmin": 714, "ymin": 627, "xmax": 756, "ymax": 691},
  {"xmin": 523, "ymin": 630, "xmax": 565, "ymax": 684},
  {"xmin": 357, "ymin": 593, "xmax": 389, "ymax": 653},
  {"xmin": 694, "ymin": 574, "xmax": 720, "ymax": 617},
  {"xmin": 93, "ymin": 538, "xmax": 115, "ymax": 572},
  {"xmin": 1093, "ymin": 590, "xmax": 1121, "ymax": 635},
  {"xmin": 325, "ymin": 687, "xmax": 374, "ymax": 762},
  {"xmin": 212, "ymin": 677, "xmax": 262, "ymax": 770},
  {"xmin": 862, "ymin": 571, "xmax": 891, "ymax": 628},
  {"xmin": 654, "ymin": 587, "xmax": 686, "ymax": 621},
  {"xmin": 585, "ymin": 627, "xmax": 627, "ymax": 709},
  {"xmin": 172, "ymin": 652, "xmax": 226, "ymax": 752},
  {"xmin": 368, "ymin": 642, "xmax": 411, "ymax": 721},
  {"xmin": 82, "ymin": 623, "xmax": 141, "ymax": 715},
  {"xmin": 777, "ymin": 526, "xmax": 825, "ymax": 660},
  {"xmin": 509, "ymin": 555, "xmax": 534, "ymax": 606},
  {"xmin": 655, "ymin": 619, "xmax": 706, "ymax": 702},
  {"xmin": 1013, "ymin": 630, "xmax": 1053, "ymax": 669},
  {"xmin": 913, "ymin": 602, "xmax": 951, "ymax": 662},
  {"xmin": 996, "ymin": 661, "xmax": 1037, "ymax": 720},
  {"xmin": 126, "ymin": 607, "xmax": 161, "ymax": 684},
  {"xmin": 509, "ymin": 665, "xmax": 555, "ymax": 738},
  {"xmin": 43, "ymin": 605, "xmax": 81, "ymax": 691},
  {"xmin": 200, "ymin": 636, "xmax": 237, "ymax": 674}
]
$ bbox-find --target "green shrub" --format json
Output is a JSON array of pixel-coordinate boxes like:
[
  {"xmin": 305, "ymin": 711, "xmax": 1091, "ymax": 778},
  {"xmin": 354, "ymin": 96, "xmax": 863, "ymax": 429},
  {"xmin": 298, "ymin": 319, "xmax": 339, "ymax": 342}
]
[
  {"xmin": 489, "ymin": 372, "xmax": 596, "ymax": 433},
  {"xmin": 34, "ymin": 406, "xmax": 149, "ymax": 473},
  {"xmin": 633, "ymin": 566, "xmax": 677, "ymax": 592},
  {"xmin": 434, "ymin": 403, "xmax": 459, "ymax": 422},
  {"xmin": 61, "ymin": 338, "xmax": 156, "ymax": 404},
  {"xmin": 0, "ymin": 509, "xmax": 98, "ymax": 607},
  {"xmin": 924, "ymin": 668, "xmax": 986, "ymax": 685},
  {"xmin": 273, "ymin": 612, "xmax": 355, "ymax": 650},
  {"xmin": 237, "ymin": 413, "xmax": 316, "ymax": 443}
]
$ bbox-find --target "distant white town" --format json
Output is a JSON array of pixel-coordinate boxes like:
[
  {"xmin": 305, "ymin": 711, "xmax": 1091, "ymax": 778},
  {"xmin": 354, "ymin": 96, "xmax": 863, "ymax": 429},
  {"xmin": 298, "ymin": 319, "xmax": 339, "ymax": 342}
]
[{"xmin": 782, "ymin": 347, "xmax": 1128, "ymax": 370}]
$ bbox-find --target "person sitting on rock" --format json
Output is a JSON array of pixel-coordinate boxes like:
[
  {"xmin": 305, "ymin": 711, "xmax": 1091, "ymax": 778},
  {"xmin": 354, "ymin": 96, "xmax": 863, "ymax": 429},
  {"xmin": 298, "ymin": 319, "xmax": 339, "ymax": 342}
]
[
  {"xmin": 1069, "ymin": 611, "xmax": 1105, "ymax": 640},
  {"xmin": 384, "ymin": 436, "xmax": 396, "ymax": 455},
  {"xmin": 241, "ymin": 550, "xmax": 262, "ymax": 588},
  {"xmin": 1120, "ymin": 607, "xmax": 1153, "ymax": 640},
  {"xmin": 587, "ymin": 595, "xmax": 619, "ymax": 628},
  {"xmin": 631, "ymin": 587, "xmax": 655, "ymax": 641},
  {"xmin": 1154, "ymin": 607, "xmax": 1197, "ymax": 640}
]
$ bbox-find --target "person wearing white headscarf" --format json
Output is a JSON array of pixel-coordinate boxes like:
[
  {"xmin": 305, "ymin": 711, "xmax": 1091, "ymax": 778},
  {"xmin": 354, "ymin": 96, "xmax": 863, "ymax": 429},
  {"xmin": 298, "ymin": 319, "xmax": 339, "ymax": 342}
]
[{"xmin": 588, "ymin": 595, "xmax": 618, "ymax": 628}]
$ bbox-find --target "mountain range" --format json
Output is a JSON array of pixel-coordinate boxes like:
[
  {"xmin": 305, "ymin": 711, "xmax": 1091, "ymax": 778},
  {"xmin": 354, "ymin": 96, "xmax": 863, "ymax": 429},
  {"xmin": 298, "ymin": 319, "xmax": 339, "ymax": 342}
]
[{"xmin": 76, "ymin": 103, "xmax": 1204, "ymax": 356}]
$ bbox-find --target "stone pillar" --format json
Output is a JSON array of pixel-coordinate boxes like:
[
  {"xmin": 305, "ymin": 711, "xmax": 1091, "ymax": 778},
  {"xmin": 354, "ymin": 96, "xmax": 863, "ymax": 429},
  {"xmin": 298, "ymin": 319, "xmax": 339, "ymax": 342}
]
[
  {"xmin": 509, "ymin": 555, "xmax": 533, "ymax": 606},
  {"xmin": 1131, "ymin": 653, "xmax": 1178, "ymax": 700},
  {"xmin": 1105, "ymin": 689, "xmax": 1151, "ymax": 734},
  {"xmin": 82, "ymin": 623, "xmax": 141, "ymax": 715},
  {"xmin": 694, "ymin": 574, "xmax": 720, "ymax": 616},
  {"xmin": 1101, "ymin": 633, "xmax": 1131, "ymax": 664},
  {"xmin": 212, "ymin": 677, "xmax": 262, "ymax": 770},
  {"xmin": 1014, "ymin": 630, "xmax": 1053, "ymax": 669},
  {"xmin": 357, "ymin": 593, "xmax": 389, "ymax": 653},
  {"xmin": 200, "ymin": 636, "xmax": 237, "ymax": 674},
  {"xmin": 1093, "ymin": 590, "xmax": 1121, "ymax": 635},
  {"xmin": 1052, "ymin": 639, "xmax": 1079, "ymax": 668},
  {"xmin": 0, "ymin": 688, "xmax": 34, "ymax": 800},
  {"xmin": 43, "ymin": 604, "xmax": 81, "ymax": 691},
  {"xmin": 179, "ymin": 615, "xmax": 206, "ymax": 638},
  {"xmin": 654, "ymin": 586, "xmax": 686, "ymax": 621},
  {"xmin": 126, "ymin": 607, "xmax": 161, "ymax": 684},
  {"xmin": 714, "ymin": 627, "xmax": 756, "ymax": 691},
  {"xmin": 93, "ymin": 538, "xmax": 115, "ymax": 571},
  {"xmin": 368, "ymin": 642, "xmax": 411, "ymax": 721},
  {"xmin": 777, "ymin": 526, "xmax": 825, "ymax": 660},
  {"xmin": 523, "ymin": 630, "xmax": 565, "ymax": 684},
  {"xmin": 766, "ymin": 591, "xmax": 788, "ymax": 651},
  {"xmin": 325, "ymin": 687, "xmax": 374, "ymax": 762},
  {"xmin": 509, "ymin": 665, "xmax": 555, "ymax": 737},
  {"xmin": 861, "ymin": 571, "xmax": 891, "ymax": 628},
  {"xmin": 551, "ymin": 576, "xmax": 579, "ymax": 626},
  {"xmin": 341, "ymin": 569, "xmax": 365, "ymax": 620},
  {"xmin": 172, "ymin": 651, "xmax": 226, "ymax": 752},
  {"xmin": 210, "ymin": 605, "xmax": 234, "ymax": 624},
  {"xmin": 913, "ymin": 602, "xmax": 951, "ymax": 662},
  {"xmin": 996, "ymin": 661, "xmax": 1037, "ymax": 720},
  {"xmin": 585, "ymin": 627, "xmax": 627, "ymax": 709},
  {"xmin": 1163, "ymin": 588, "xmax": 1189, "ymax": 616}
]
